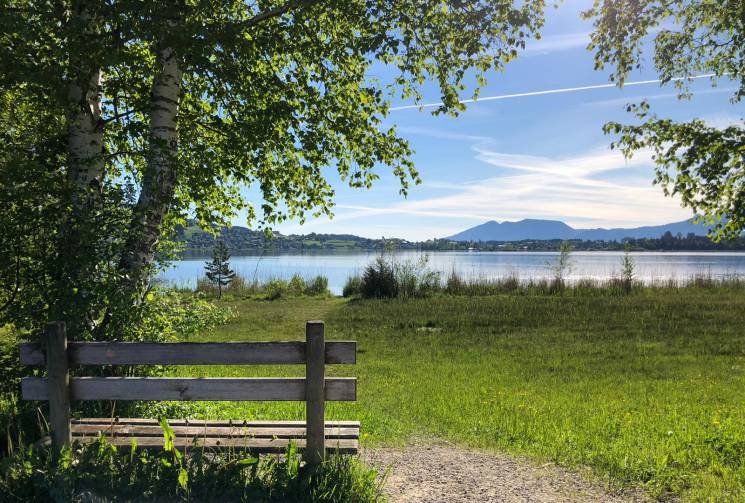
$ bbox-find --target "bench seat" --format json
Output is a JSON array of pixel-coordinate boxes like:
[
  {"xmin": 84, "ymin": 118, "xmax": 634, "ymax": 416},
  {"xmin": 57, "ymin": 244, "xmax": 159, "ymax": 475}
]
[{"xmin": 70, "ymin": 418, "xmax": 360, "ymax": 454}]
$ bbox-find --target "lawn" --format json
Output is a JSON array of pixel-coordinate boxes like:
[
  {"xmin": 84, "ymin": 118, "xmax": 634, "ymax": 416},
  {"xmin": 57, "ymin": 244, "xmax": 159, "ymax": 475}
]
[{"xmin": 173, "ymin": 289, "xmax": 745, "ymax": 501}]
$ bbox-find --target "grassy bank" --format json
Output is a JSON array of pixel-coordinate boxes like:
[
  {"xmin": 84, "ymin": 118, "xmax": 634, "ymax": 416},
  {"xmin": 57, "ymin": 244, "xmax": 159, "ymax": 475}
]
[{"xmin": 172, "ymin": 286, "xmax": 745, "ymax": 501}]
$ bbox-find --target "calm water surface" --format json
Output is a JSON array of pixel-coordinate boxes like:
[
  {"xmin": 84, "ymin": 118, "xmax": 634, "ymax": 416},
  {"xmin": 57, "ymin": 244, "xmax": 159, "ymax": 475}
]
[{"xmin": 157, "ymin": 251, "xmax": 745, "ymax": 295}]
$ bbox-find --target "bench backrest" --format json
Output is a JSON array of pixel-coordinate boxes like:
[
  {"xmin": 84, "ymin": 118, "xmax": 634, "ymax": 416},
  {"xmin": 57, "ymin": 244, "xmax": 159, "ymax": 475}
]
[{"xmin": 20, "ymin": 320, "xmax": 356, "ymax": 464}]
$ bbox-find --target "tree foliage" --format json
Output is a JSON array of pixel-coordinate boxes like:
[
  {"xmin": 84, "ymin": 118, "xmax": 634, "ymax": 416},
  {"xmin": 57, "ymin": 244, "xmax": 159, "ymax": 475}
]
[
  {"xmin": 1, "ymin": 0, "xmax": 546, "ymax": 337},
  {"xmin": 584, "ymin": 0, "xmax": 745, "ymax": 239}
]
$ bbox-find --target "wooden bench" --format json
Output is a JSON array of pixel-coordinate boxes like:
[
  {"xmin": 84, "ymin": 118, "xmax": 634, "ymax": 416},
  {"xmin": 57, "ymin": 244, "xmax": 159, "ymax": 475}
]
[{"xmin": 20, "ymin": 321, "xmax": 358, "ymax": 465}]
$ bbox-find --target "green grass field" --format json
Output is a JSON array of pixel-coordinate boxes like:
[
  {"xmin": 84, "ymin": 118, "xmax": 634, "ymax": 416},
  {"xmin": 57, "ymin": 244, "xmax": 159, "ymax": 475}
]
[{"xmin": 173, "ymin": 289, "xmax": 745, "ymax": 501}]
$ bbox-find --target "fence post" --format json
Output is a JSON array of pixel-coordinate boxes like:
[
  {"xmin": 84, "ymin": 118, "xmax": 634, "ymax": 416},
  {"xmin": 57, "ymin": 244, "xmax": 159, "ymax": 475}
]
[
  {"xmin": 46, "ymin": 321, "xmax": 71, "ymax": 450},
  {"xmin": 305, "ymin": 321, "xmax": 325, "ymax": 466}
]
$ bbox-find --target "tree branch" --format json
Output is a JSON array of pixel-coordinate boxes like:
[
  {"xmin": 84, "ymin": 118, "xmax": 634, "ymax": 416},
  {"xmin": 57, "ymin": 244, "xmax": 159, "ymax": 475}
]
[{"xmin": 240, "ymin": 0, "xmax": 321, "ymax": 30}]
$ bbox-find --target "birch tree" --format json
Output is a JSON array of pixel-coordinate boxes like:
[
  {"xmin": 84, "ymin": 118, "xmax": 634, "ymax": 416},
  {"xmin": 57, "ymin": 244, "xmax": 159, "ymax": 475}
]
[{"xmin": 2, "ymin": 0, "xmax": 547, "ymax": 338}]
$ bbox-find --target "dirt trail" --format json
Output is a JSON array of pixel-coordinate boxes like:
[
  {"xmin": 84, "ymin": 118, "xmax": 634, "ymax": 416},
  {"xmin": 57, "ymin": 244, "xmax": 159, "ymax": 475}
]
[{"xmin": 364, "ymin": 443, "xmax": 649, "ymax": 503}]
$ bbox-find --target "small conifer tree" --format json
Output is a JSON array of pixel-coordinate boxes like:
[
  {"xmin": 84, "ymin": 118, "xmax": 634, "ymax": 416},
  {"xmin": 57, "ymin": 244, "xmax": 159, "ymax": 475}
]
[{"xmin": 204, "ymin": 241, "xmax": 235, "ymax": 299}]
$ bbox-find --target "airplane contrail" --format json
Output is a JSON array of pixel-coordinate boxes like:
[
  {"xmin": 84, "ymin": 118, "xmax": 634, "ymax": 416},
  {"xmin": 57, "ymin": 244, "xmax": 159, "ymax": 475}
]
[{"xmin": 389, "ymin": 73, "xmax": 719, "ymax": 111}]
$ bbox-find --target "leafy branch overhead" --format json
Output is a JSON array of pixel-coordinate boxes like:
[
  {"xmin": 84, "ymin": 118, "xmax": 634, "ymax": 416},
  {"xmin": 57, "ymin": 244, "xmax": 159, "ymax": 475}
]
[
  {"xmin": 584, "ymin": 0, "xmax": 745, "ymax": 239},
  {"xmin": 605, "ymin": 103, "xmax": 745, "ymax": 240},
  {"xmin": 0, "ymin": 0, "xmax": 547, "ymax": 337}
]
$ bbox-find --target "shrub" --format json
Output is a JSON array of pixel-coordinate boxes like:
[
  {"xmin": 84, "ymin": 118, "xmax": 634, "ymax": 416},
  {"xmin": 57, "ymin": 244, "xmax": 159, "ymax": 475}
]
[
  {"xmin": 395, "ymin": 256, "xmax": 440, "ymax": 298},
  {"xmin": 356, "ymin": 255, "xmax": 441, "ymax": 299},
  {"xmin": 342, "ymin": 276, "xmax": 363, "ymax": 298},
  {"xmin": 305, "ymin": 276, "xmax": 329, "ymax": 296},
  {"xmin": 0, "ymin": 436, "xmax": 386, "ymax": 502},
  {"xmin": 265, "ymin": 279, "xmax": 289, "ymax": 300},
  {"xmin": 288, "ymin": 274, "xmax": 307, "ymax": 295},
  {"xmin": 0, "ymin": 326, "xmax": 25, "ymax": 396},
  {"xmin": 129, "ymin": 290, "xmax": 236, "ymax": 343},
  {"xmin": 360, "ymin": 257, "xmax": 398, "ymax": 299},
  {"xmin": 198, "ymin": 274, "xmax": 330, "ymax": 300},
  {"xmin": 547, "ymin": 242, "xmax": 573, "ymax": 291},
  {"xmin": 620, "ymin": 245, "xmax": 635, "ymax": 293}
]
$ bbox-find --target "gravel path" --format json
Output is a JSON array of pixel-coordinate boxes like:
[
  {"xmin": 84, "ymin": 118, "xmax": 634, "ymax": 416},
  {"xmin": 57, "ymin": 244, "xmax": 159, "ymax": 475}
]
[{"xmin": 363, "ymin": 443, "xmax": 649, "ymax": 503}]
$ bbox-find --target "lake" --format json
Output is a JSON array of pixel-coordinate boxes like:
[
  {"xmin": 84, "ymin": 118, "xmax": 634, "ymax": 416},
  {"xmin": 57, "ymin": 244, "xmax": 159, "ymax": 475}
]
[{"xmin": 157, "ymin": 251, "xmax": 745, "ymax": 295}]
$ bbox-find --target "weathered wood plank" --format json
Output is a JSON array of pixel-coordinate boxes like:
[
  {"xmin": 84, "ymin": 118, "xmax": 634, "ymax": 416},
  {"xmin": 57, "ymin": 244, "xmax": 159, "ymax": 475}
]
[
  {"xmin": 72, "ymin": 435, "xmax": 359, "ymax": 453},
  {"xmin": 72, "ymin": 418, "xmax": 360, "ymax": 428},
  {"xmin": 20, "ymin": 341, "xmax": 356, "ymax": 366},
  {"xmin": 71, "ymin": 424, "xmax": 360, "ymax": 439},
  {"xmin": 22, "ymin": 377, "xmax": 356, "ymax": 401}
]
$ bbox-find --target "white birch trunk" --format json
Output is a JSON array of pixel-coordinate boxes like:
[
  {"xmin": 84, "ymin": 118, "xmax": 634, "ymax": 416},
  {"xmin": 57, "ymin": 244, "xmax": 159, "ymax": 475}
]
[
  {"xmin": 65, "ymin": 3, "xmax": 104, "ymax": 197},
  {"xmin": 119, "ymin": 44, "xmax": 182, "ymax": 295},
  {"xmin": 66, "ymin": 67, "xmax": 104, "ymax": 195}
]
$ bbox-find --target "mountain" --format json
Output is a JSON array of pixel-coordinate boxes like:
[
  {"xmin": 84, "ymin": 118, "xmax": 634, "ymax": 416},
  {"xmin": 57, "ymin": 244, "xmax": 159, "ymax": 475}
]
[{"xmin": 446, "ymin": 218, "xmax": 710, "ymax": 242}]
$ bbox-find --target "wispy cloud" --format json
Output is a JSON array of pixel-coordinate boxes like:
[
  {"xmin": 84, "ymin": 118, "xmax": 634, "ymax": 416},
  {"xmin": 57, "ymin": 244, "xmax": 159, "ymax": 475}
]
[
  {"xmin": 389, "ymin": 73, "xmax": 720, "ymax": 112},
  {"xmin": 395, "ymin": 126, "xmax": 488, "ymax": 142},
  {"xmin": 701, "ymin": 113, "xmax": 744, "ymax": 129},
  {"xmin": 301, "ymin": 142, "xmax": 691, "ymax": 234}
]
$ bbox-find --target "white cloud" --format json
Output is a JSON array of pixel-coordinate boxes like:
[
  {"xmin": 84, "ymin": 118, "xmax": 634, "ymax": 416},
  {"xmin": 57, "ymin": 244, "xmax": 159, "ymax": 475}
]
[
  {"xmin": 291, "ymin": 142, "xmax": 692, "ymax": 239},
  {"xmin": 701, "ymin": 113, "xmax": 743, "ymax": 129}
]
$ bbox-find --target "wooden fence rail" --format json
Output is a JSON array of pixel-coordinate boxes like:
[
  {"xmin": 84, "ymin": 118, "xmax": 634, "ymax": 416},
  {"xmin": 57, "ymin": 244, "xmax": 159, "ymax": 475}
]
[{"xmin": 20, "ymin": 341, "xmax": 356, "ymax": 366}]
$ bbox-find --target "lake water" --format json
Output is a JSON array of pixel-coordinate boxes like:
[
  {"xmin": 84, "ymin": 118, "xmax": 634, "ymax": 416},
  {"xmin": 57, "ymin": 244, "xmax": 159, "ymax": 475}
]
[{"xmin": 157, "ymin": 251, "xmax": 745, "ymax": 295}]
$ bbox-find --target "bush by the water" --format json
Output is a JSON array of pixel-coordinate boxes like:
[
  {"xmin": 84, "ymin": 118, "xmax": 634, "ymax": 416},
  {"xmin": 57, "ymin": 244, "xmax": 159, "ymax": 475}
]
[
  {"xmin": 360, "ymin": 258, "xmax": 398, "ymax": 298},
  {"xmin": 196, "ymin": 274, "xmax": 330, "ymax": 300},
  {"xmin": 0, "ymin": 433, "xmax": 384, "ymax": 502},
  {"xmin": 344, "ymin": 255, "xmax": 440, "ymax": 299},
  {"xmin": 342, "ymin": 276, "xmax": 363, "ymax": 298}
]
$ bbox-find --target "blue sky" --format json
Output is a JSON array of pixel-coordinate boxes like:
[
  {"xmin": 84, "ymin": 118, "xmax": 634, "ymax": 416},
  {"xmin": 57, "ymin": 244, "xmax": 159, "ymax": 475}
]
[{"xmin": 264, "ymin": 0, "xmax": 742, "ymax": 241}]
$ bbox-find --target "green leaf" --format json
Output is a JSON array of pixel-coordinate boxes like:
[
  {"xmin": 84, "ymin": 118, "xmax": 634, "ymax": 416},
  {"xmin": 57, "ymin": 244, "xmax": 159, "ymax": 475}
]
[{"xmin": 178, "ymin": 468, "xmax": 188, "ymax": 490}]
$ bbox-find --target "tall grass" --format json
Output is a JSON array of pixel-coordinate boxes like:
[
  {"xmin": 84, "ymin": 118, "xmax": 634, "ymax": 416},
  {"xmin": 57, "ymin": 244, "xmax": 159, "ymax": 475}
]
[
  {"xmin": 0, "ymin": 434, "xmax": 385, "ymax": 502},
  {"xmin": 344, "ymin": 256, "xmax": 745, "ymax": 299},
  {"xmin": 196, "ymin": 273, "xmax": 331, "ymax": 300}
]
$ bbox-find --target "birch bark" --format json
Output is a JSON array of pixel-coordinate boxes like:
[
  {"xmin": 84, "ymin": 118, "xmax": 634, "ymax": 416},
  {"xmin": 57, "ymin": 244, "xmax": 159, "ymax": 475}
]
[
  {"xmin": 65, "ymin": 3, "xmax": 104, "ymax": 198},
  {"xmin": 119, "ymin": 43, "xmax": 182, "ymax": 296},
  {"xmin": 66, "ymin": 67, "xmax": 104, "ymax": 195}
]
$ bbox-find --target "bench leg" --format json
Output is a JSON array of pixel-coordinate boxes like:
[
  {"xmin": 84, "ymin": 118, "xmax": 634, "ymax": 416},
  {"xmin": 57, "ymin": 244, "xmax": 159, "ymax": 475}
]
[
  {"xmin": 46, "ymin": 321, "xmax": 71, "ymax": 451},
  {"xmin": 305, "ymin": 321, "xmax": 325, "ymax": 466}
]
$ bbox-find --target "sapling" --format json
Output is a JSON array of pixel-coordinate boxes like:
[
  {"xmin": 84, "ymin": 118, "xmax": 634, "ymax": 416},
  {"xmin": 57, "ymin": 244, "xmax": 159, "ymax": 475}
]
[{"xmin": 204, "ymin": 241, "xmax": 235, "ymax": 299}]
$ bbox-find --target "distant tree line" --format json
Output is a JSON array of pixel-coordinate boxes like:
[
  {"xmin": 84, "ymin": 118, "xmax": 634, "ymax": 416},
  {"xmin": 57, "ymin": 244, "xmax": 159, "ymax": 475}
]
[
  {"xmin": 433, "ymin": 232, "xmax": 745, "ymax": 252},
  {"xmin": 177, "ymin": 223, "xmax": 745, "ymax": 256}
]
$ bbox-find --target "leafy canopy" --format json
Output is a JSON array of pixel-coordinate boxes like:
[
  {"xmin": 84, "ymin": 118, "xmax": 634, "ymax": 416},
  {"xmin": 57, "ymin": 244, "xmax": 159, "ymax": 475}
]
[
  {"xmin": 3, "ymin": 0, "xmax": 547, "ymax": 228},
  {"xmin": 1, "ymin": 0, "xmax": 547, "ymax": 336},
  {"xmin": 584, "ymin": 0, "xmax": 745, "ymax": 239}
]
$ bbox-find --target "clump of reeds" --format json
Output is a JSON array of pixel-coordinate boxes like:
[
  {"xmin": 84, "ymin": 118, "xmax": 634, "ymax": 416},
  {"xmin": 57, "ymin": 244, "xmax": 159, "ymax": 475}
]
[{"xmin": 195, "ymin": 273, "xmax": 330, "ymax": 300}]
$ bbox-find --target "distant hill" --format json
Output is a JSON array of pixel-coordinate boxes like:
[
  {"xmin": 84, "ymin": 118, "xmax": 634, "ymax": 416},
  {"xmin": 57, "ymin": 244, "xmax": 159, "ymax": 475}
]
[
  {"xmin": 446, "ymin": 218, "xmax": 711, "ymax": 242},
  {"xmin": 174, "ymin": 219, "xmax": 745, "ymax": 255},
  {"xmin": 175, "ymin": 222, "xmax": 415, "ymax": 254}
]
